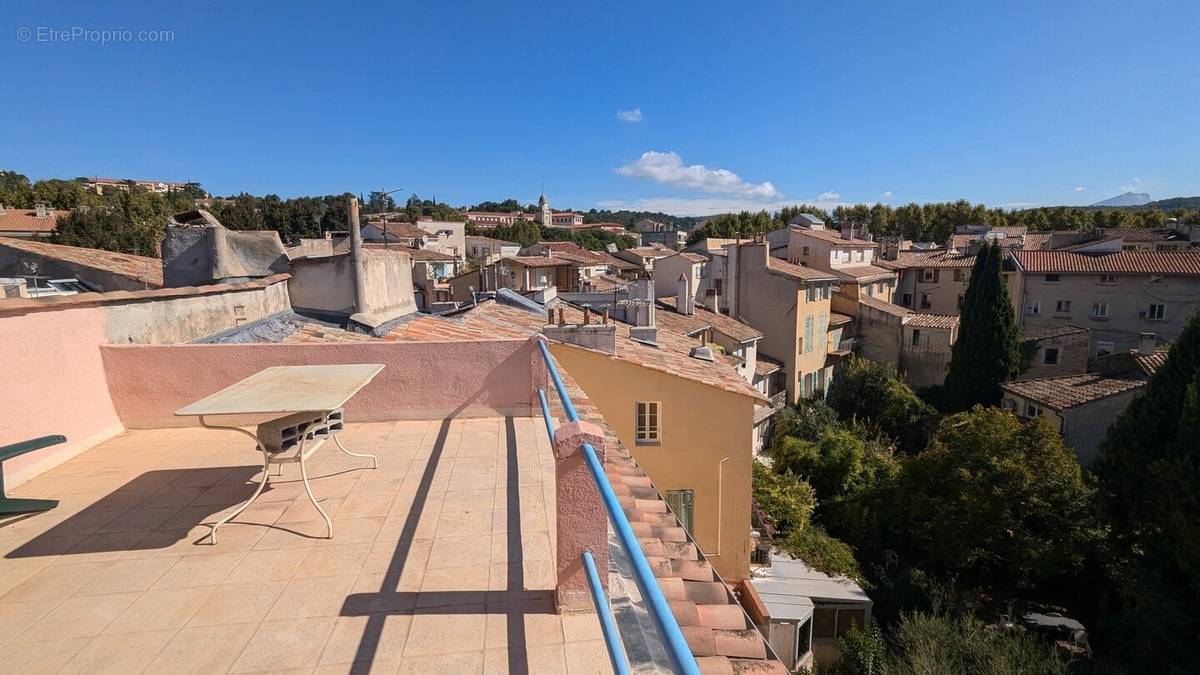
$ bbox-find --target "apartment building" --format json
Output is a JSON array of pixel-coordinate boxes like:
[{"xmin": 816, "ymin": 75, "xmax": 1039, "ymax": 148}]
[
  {"xmin": 1010, "ymin": 249, "xmax": 1200, "ymax": 357},
  {"xmin": 653, "ymin": 252, "xmax": 708, "ymax": 306},
  {"xmin": 721, "ymin": 241, "xmax": 841, "ymax": 404},
  {"xmin": 464, "ymin": 235, "xmax": 520, "ymax": 264}
]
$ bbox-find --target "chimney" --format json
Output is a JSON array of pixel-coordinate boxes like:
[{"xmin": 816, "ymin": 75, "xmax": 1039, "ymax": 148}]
[
  {"xmin": 629, "ymin": 278, "xmax": 658, "ymax": 345},
  {"xmin": 677, "ymin": 274, "xmax": 694, "ymax": 315},
  {"xmin": 34, "ymin": 203, "xmax": 49, "ymax": 218},
  {"xmin": 348, "ymin": 197, "xmax": 369, "ymax": 316},
  {"xmin": 840, "ymin": 223, "xmax": 853, "ymax": 241},
  {"xmin": 689, "ymin": 332, "xmax": 716, "ymax": 361},
  {"xmin": 1138, "ymin": 332, "xmax": 1157, "ymax": 354}
]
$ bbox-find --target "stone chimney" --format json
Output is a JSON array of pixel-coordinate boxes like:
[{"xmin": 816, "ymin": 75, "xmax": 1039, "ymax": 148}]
[
  {"xmin": 34, "ymin": 203, "xmax": 49, "ymax": 218},
  {"xmin": 677, "ymin": 274, "xmax": 694, "ymax": 315},
  {"xmin": 543, "ymin": 308, "xmax": 617, "ymax": 355},
  {"xmin": 689, "ymin": 331, "xmax": 715, "ymax": 362},
  {"xmin": 1137, "ymin": 332, "xmax": 1157, "ymax": 354},
  {"xmin": 840, "ymin": 223, "xmax": 853, "ymax": 240},
  {"xmin": 628, "ymin": 278, "xmax": 657, "ymax": 345}
]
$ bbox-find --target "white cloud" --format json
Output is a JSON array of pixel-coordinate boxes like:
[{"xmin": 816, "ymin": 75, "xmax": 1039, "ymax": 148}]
[
  {"xmin": 817, "ymin": 190, "xmax": 840, "ymax": 202},
  {"xmin": 1074, "ymin": 186, "xmax": 1086, "ymax": 192},
  {"xmin": 1121, "ymin": 177, "xmax": 1145, "ymax": 192},
  {"xmin": 597, "ymin": 192, "xmax": 848, "ymax": 217},
  {"xmin": 881, "ymin": 191, "xmax": 893, "ymax": 199},
  {"xmin": 615, "ymin": 108, "xmax": 643, "ymax": 123},
  {"xmin": 615, "ymin": 150, "xmax": 780, "ymax": 199}
]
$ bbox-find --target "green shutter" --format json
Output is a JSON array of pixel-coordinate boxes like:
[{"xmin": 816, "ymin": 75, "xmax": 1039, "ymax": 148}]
[{"xmin": 665, "ymin": 489, "xmax": 694, "ymax": 536}]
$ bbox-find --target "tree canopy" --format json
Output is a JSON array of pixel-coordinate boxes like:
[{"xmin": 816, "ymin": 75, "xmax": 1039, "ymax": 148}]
[
  {"xmin": 942, "ymin": 242, "xmax": 1020, "ymax": 410},
  {"xmin": 827, "ymin": 356, "xmax": 938, "ymax": 454}
]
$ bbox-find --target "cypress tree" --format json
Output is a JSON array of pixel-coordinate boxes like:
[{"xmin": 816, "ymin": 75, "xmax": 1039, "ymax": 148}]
[
  {"xmin": 1093, "ymin": 310, "xmax": 1200, "ymax": 670},
  {"xmin": 942, "ymin": 241, "xmax": 1019, "ymax": 410}
]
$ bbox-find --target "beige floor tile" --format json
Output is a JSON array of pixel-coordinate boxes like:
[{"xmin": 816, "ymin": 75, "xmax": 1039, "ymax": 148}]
[
  {"xmin": 404, "ymin": 609, "xmax": 486, "ymax": 656},
  {"xmin": 560, "ymin": 611, "xmax": 603, "ymax": 643},
  {"xmin": 61, "ymin": 530, "xmax": 150, "ymax": 563},
  {"xmin": 255, "ymin": 522, "xmax": 326, "ymax": 550},
  {"xmin": 0, "ymin": 560, "xmax": 111, "ymax": 604},
  {"xmin": 98, "ymin": 506, "xmax": 180, "ymax": 533},
  {"xmin": 278, "ymin": 496, "xmax": 343, "ymax": 524},
  {"xmin": 484, "ymin": 643, "xmax": 567, "ymax": 674},
  {"xmin": 398, "ymin": 650, "xmax": 484, "ymax": 675},
  {"xmin": 104, "ymin": 585, "xmax": 214, "ymax": 634},
  {"xmin": 76, "ymin": 555, "xmax": 178, "ymax": 596},
  {"xmin": 360, "ymin": 538, "xmax": 431, "ymax": 576},
  {"xmin": 295, "ymin": 543, "xmax": 371, "ymax": 579},
  {"xmin": 14, "ymin": 591, "xmax": 140, "ymax": 643},
  {"xmin": 430, "ymin": 534, "xmax": 493, "ymax": 567},
  {"xmin": 437, "ymin": 509, "xmax": 495, "ymax": 537},
  {"xmin": 152, "ymin": 550, "xmax": 248, "ymax": 589},
  {"xmin": 147, "ymin": 622, "xmax": 259, "ymax": 674},
  {"xmin": 344, "ymin": 573, "xmax": 418, "ymax": 614},
  {"xmin": 319, "ymin": 614, "xmax": 412, "ymax": 665},
  {"xmin": 2, "ymin": 637, "xmax": 92, "ymax": 674},
  {"xmin": 266, "ymin": 574, "xmax": 357, "ymax": 620},
  {"xmin": 484, "ymin": 606, "xmax": 564, "ymax": 650},
  {"xmin": 564, "ymin": 640, "xmax": 615, "ymax": 675},
  {"xmin": 59, "ymin": 629, "xmax": 176, "ymax": 675},
  {"xmin": 187, "ymin": 579, "xmax": 288, "ymax": 627},
  {"xmin": 230, "ymin": 616, "xmax": 337, "ymax": 673},
  {"xmin": 0, "ymin": 599, "xmax": 57, "ymax": 644},
  {"xmin": 225, "ymin": 547, "xmax": 308, "ymax": 583}
]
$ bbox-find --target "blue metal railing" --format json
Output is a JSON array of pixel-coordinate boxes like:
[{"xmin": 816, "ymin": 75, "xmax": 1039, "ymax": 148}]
[{"xmin": 537, "ymin": 340, "xmax": 700, "ymax": 675}]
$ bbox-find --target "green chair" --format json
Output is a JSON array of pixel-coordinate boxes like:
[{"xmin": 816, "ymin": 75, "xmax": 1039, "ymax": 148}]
[{"xmin": 0, "ymin": 435, "xmax": 65, "ymax": 515}]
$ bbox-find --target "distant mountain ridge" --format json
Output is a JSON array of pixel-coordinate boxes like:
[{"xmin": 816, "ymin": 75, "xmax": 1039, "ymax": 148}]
[{"xmin": 1091, "ymin": 191, "xmax": 1152, "ymax": 207}]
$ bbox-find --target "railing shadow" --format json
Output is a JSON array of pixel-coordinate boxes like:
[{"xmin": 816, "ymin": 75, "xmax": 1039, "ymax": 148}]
[{"xmin": 342, "ymin": 417, "xmax": 547, "ymax": 674}]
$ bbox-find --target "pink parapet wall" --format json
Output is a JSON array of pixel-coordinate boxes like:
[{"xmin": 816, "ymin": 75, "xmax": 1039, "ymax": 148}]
[
  {"xmin": 0, "ymin": 306, "xmax": 124, "ymax": 486},
  {"xmin": 100, "ymin": 339, "xmax": 543, "ymax": 429}
]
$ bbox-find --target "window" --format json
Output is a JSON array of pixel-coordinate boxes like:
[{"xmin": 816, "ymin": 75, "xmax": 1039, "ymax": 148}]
[
  {"xmin": 1044, "ymin": 347, "xmax": 1059, "ymax": 365},
  {"xmin": 1098, "ymin": 274, "xmax": 1117, "ymax": 284},
  {"xmin": 818, "ymin": 312, "xmax": 828, "ymax": 348},
  {"xmin": 853, "ymin": 250, "xmax": 863, "ymax": 262},
  {"xmin": 901, "ymin": 293, "xmax": 913, "ymax": 307},
  {"xmin": 635, "ymin": 402, "xmax": 660, "ymax": 444},
  {"xmin": 911, "ymin": 329, "xmax": 921, "ymax": 347},
  {"xmin": 804, "ymin": 315, "xmax": 814, "ymax": 353},
  {"xmin": 1025, "ymin": 299, "xmax": 1041, "ymax": 315},
  {"xmin": 812, "ymin": 607, "xmax": 866, "ymax": 640},
  {"xmin": 920, "ymin": 293, "xmax": 932, "ymax": 309},
  {"xmin": 1147, "ymin": 303, "xmax": 1167, "ymax": 320},
  {"xmin": 1055, "ymin": 299, "xmax": 1071, "ymax": 314},
  {"xmin": 713, "ymin": 278, "xmax": 723, "ymax": 294},
  {"xmin": 1025, "ymin": 402, "xmax": 1040, "ymax": 418},
  {"xmin": 664, "ymin": 490, "xmax": 694, "ymax": 536},
  {"xmin": 813, "ymin": 609, "xmax": 837, "ymax": 639},
  {"xmin": 953, "ymin": 269, "xmax": 963, "ymax": 282},
  {"xmin": 806, "ymin": 286, "xmax": 816, "ymax": 302},
  {"xmin": 956, "ymin": 294, "xmax": 965, "ymax": 310},
  {"xmin": 1045, "ymin": 274, "xmax": 1060, "ymax": 283},
  {"xmin": 803, "ymin": 373, "xmax": 814, "ymax": 397},
  {"xmin": 1091, "ymin": 302, "xmax": 1109, "ymax": 319},
  {"xmin": 920, "ymin": 269, "xmax": 939, "ymax": 283},
  {"xmin": 1000, "ymin": 398, "xmax": 1016, "ymax": 411},
  {"xmin": 1096, "ymin": 341, "xmax": 1115, "ymax": 358},
  {"xmin": 802, "ymin": 246, "xmax": 810, "ymax": 257}
]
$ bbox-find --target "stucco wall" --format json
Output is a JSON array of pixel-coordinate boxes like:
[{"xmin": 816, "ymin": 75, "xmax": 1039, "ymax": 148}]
[
  {"xmin": 0, "ymin": 249, "xmax": 157, "ymax": 292},
  {"xmin": 0, "ymin": 306, "xmax": 124, "ymax": 487},
  {"xmin": 549, "ymin": 343, "xmax": 755, "ymax": 581},
  {"xmin": 1018, "ymin": 272, "xmax": 1200, "ymax": 357},
  {"xmin": 899, "ymin": 324, "xmax": 955, "ymax": 388},
  {"xmin": 1062, "ymin": 389, "xmax": 1143, "ymax": 466},
  {"xmin": 100, "ymin": 339, "xmax": 541, "ymax": 429},
  {"xmin": 105, "ymin": 280, "xmax": 291, "ymax": 344},
  {"xmin": 1021, "ymin": 330, "xmax": 1090, "ymax": 379}
]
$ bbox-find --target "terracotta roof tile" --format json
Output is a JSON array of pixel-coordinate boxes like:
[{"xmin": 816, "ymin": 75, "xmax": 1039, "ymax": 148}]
[
  {"xmin": 0, "ymin": 208, "xmax": 68, "ymax": 233},
  {"xmin": 658, "ymin": 298, "xmax": 762, "ymax": 343},
  {"xmin": 832, "ymin": 264, "xmax": 895, "ymax": 282},
  {"xmin": 790, "ymin": 227, "xmax": 877, "ymax": 247},
  {"xmin": 552, "ymin": 368, "xmax": 785, "ymax": 672},
  {"xmin": 903, "ymin": 313, "xmax": 959, "ymax": 329},
  {"xmin": 754, "ymin": 356, "xmax": 782, "ymax": 377},
  {"xmin": 764, "ymin": 257, "xmax": 835, "ymax": 282},
  {"xmin": 1011, "ymin": 250, "xmax": 1200, "ymax": 276},
  {"xmin": 1002, "ymin": 373, "xmax": 1146, "ymax": 410},
  {"xmin": 886, "ymin": 250, "xmax": 976, "ymax": 269},
  {"xmin": 828, "ymin": 311, "xmax": 853, "ymax": 326},
  {"xmin": 0, "ymin": 237, "xmax": 163, "ymax": 287},
  {"xmin": 503, "ymin": 255, "xmax": 574, "ymax": 268},
  {"xmin": 1100, "ymin": 227, "xmax": 1189, "ymax": 243}
]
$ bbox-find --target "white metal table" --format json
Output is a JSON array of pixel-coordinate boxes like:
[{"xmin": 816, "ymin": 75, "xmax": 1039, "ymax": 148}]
[{"xmin": 175, "ymin": 364, "xmax": 385, "ymax": 543}]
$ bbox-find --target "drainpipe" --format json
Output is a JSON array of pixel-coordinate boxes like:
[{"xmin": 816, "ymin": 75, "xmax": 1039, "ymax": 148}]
[
  {"xmin": 715, "ymin": 456, "xmax": 731, "ymax": 557},
  {"xmin": 348, "ymin": 197, "xmax": 369, "ymax": 315}
]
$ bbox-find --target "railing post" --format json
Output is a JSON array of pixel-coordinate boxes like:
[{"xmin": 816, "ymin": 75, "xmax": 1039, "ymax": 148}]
[{"xmin": 552, "ymin": 420, "xmax": 608, "ymax": 613}]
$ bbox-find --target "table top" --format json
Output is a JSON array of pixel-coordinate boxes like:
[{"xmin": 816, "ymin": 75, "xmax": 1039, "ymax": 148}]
[{"xmin": 175, "ymin": 364, "xmax": 385, "ymax": 417}]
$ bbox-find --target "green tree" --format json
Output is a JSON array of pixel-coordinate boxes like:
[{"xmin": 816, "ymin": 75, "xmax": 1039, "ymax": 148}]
[
  {"xmin": 830, "ymin": 620, "xmax": 887, "ymax": 675},
  {"xmin": 942, "ymin": 242, "xmax": 1019, "ymax": 410},
  {"xmin": 827, "ymin": 356, "xmax": 938, "ymax": 454},
  {"xmin": 887, "ymin": 611, "xmax": 1067, "ymax": 675},
  {"xmin": 894, "ymin": 407, "xmax": 1095, "ymax": 597},
  {"xmin": 1093, "ymin": 310, "xmax": 1200, "ymax": 671}
]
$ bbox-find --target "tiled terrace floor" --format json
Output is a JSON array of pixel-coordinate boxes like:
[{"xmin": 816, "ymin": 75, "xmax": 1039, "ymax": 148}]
[{"xmin": 0, "ymin": 418, "xmax": 611, "ymax": 674}]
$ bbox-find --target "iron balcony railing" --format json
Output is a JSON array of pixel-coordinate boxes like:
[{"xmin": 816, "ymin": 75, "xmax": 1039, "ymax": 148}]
[{"xmin": 536, "ymin": 340, "xmax": 700, "ymax": 675}]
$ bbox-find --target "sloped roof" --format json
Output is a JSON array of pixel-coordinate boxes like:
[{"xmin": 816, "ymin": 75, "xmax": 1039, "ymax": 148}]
[
  {"xmin": 828, "ymin": 312, "xmax": 853, "ymax": 326},
  {"xmin": 503, "ymin": 255, "xmax": 574, "ymax": 268},
  {"xmin": 886, "ymin": 250, "xmax": 976, "ymax": 269},
  {"xmin": 754, "ymin": 356, "xmax": 782, "ymax": 377},
  {"xmin": 0, "ymin": 237, "xmax": 163, "ymax": 287},
  {"xmin": 791, "ymin": 227, "xmax": 877, "ymax": 248},
  {"xmin": 1100, "ymin": 227, "xmax": 1189, "ymax": 242},
  {"xmin": 1022, "ymin": 324, "xmax": 1089, "ymax": 341},
  {"xmin": 657, "ymin": 297, "xmax": 763, "ymax": 343},
  {"xmin": 903, "ymin": 313, "xmax": 960, "ymax": 330},
  {"xmin": 0, "ymin": 208, "xmax": 68, "ymax": 233},
  {"xmin": 1011, "ymin": 250, "xmax": 1200, "ymax": 276},
  {"xmin": 833, "ymin": 264, "xmax": 895, "ymax": 282},
  {"xmin": 1131, "ymin": 347, "xmax": 1169, "ymax": 376},
  {"xmin": 465, "ymin": 235, "xmax": 519, "ymax": 247},
  {"xmin": 857, "ymin": 294, "xmax": 909, "ymax": 318},
  {"xmin": 1002, "ymin": 373, "xmax": 1145, "ymax": 411},
  {"xmin": 765, "ymin": 257, "xmax": 835, "ymax": 282},
  {"xmin": 467, "ymin": 301, "xmax": 767, "ymax": 402}
]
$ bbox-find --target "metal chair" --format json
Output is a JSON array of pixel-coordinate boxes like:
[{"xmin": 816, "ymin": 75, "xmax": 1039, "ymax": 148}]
[{"xmin": 0, "ymin": 435, "xmax": 65, "ymax": 515}]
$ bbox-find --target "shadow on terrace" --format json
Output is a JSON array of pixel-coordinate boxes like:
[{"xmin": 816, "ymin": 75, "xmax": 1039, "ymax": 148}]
[{"xmin": 0, "ymin": 335, "xmax": 614, "ymax": 673}]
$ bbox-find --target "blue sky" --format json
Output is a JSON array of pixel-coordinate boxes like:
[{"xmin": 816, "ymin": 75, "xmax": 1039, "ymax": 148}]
[{"xmin": 2, "ymin": 1, "xmax": 1197, "ymax": 215}]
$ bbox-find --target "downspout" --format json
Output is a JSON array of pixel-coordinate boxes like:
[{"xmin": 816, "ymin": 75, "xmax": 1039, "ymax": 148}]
[
  {"xmin": 348, "ymin": 197, "xmax": 368, "ymax": 315},
  {"xmin": 716, "ymin": 456, "xmax": 731, "ymax": 557}
]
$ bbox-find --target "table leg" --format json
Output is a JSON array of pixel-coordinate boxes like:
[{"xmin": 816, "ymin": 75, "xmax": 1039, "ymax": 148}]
[
  {"xmin": 333, "ymin": 435, "xmax": 378, "ymax": 469},
  {"xmin": 296, "ymin": 417, "xmax": 333, "ymax": 539},
  {"xmin": 200, "ymin": 416, "xmax": 272, "ymax": 545}
]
